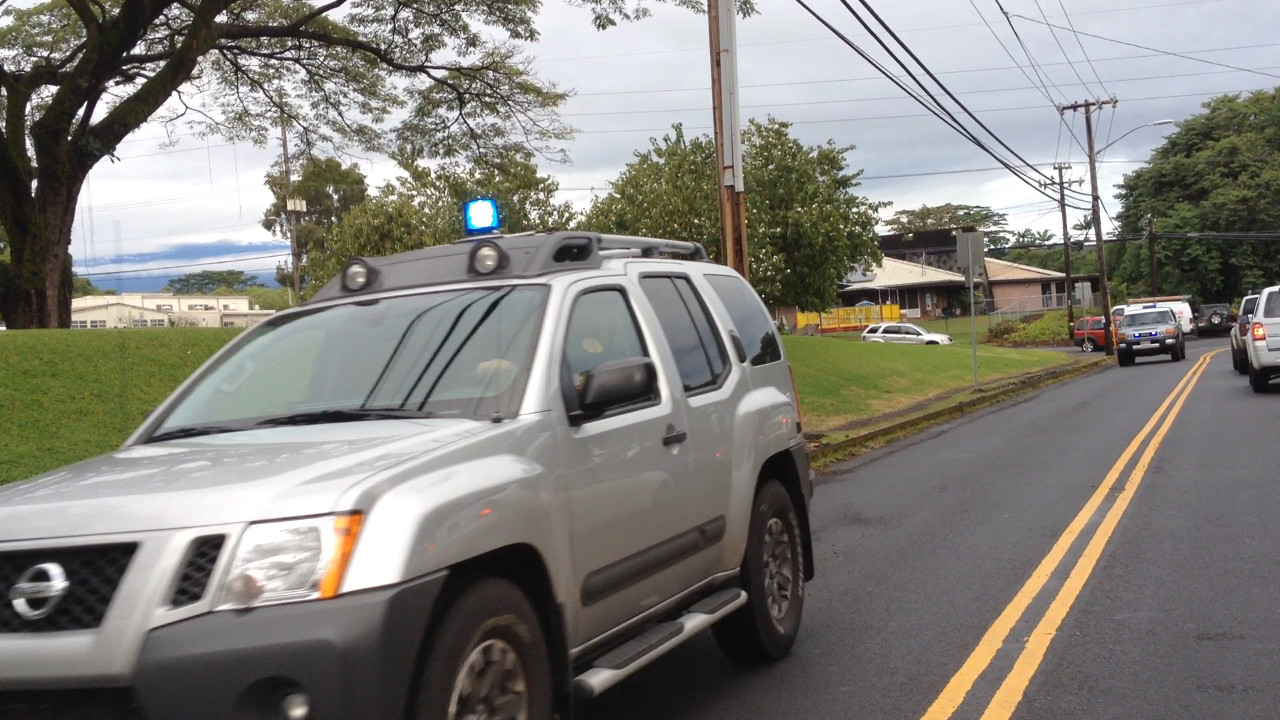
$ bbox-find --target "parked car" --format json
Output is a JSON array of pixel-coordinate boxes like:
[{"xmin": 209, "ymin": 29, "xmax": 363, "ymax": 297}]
[
  {"xmin": 1194, "ymin": 303, "xmax": 1234, "ymax": 335},
  {"xmin": 1072, "ymin": 315, "xmax": 1108, "ymax": 352},
  {"xmin": 1231, "ymin": 294, "xmax": 1260, "ymax": 375},
  {"xmin": 1115, "ymin": 305, "xmax": 1186, "ymax": 366},
  {"xmin": 0, "ymin": 231, "xmax": 815, "ymax": 720},
  {"xmin": 1244, "ymin": 285, "xmax": 1280, "ymax": 392},
  {"xmin": 861, "ymin": 322, "xmax": 953, "ymax": 345}
]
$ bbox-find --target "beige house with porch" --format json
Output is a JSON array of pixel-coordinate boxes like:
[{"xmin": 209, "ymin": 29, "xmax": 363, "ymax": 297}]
[{"xmin": 71, "ymin": 293, "xmax": 275, "ymax": 329}]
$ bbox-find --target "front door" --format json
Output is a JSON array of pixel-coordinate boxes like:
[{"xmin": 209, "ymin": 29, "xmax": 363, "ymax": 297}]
[{"xmin": 554, "ymin": 281, "xmax": 699, "ymax": 646}]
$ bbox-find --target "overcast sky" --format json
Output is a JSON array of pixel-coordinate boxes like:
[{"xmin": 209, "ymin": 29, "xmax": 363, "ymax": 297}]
[{"xmin": 72, "ymin": 0, "xmax": 1277, "ymax": 284}]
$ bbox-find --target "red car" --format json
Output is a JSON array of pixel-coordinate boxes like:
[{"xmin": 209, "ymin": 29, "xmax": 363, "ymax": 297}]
[{"xmin": 1072, "ymin": 315, "xmax": 1109, "ymax": 352}]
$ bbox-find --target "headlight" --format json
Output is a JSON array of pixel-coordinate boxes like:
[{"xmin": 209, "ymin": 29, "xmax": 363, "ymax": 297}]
[
  {"xmin": 217, "ymin": 513, "xmax": 362, "ymax": 610},
  {"xmin": 1163, "ymin": 327, "xmax": 1176, "ymax": 336}
]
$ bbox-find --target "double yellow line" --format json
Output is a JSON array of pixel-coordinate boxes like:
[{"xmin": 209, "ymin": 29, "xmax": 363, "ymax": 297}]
[{"xmin": 921, "ymin": 348, "xmax": 1223, "ymax": 720}]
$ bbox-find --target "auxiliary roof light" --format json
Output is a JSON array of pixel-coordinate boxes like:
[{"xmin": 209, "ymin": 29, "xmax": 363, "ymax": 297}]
[
  {"xmin": 463, "ymin": 198, "xmax": 501, "ymax": 236},
  {"xmin": 341, "ymin": 258, "xmax": 378, "ymax": 292}
]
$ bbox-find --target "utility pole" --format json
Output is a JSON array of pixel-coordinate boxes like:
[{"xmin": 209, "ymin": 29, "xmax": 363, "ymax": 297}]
[
  {"xmin": 1040, "ymin": 163, "xmax": 1084, "ymax": 330},
  {"xmin": 1060, "ymin": 97, "xmax": 1117, "ymax": 355},
  {"xmin": 280, "ymin": 116, "xmax": 306, "ymax": 304},
  {"xmin": 707, "ymin": 0, "xmax": 749, "ymax": 280},
  {"xmin": 1145, "ymin": 214, "xmax": 1158, "ymax": 295}
]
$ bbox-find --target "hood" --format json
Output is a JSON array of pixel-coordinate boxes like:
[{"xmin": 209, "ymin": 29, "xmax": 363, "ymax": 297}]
[{"xmin": 0, "ymin": 419, "xmax": 491, "ymax": 542}]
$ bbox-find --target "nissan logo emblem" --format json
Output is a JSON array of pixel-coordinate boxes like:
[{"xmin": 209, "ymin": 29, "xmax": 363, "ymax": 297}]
[{"xmin": 9, "ymin": 562, "xmax": 70, "ymax": 621}]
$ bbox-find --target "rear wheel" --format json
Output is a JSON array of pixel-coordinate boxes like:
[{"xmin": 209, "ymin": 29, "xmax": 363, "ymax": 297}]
[
  {"xmin": 1235, "ymin": 348, "xmax": 1249, "ymax": 375},
  {"xmin": 1250, "ymin": 365, "xmax": 1270, "ymax": 394},
  {"xmin": 1081, "ymin": 337, "xmax": 1096, "ymax": 353},
  {"xmin": 413, "ymin": 578, "xmax": 553, "ymax": 720},
  {"xmin": 713, "ymin": 479, "xmax": 805, "ymax": 663}
]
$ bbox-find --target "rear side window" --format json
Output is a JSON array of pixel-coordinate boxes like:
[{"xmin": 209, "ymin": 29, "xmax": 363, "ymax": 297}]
[
  {"xmin": 640, "ymin": 276, "xmax": 728, "ymax": 393},
  {"xmin": 704, "ymin": 274, "xmax": 782, "ymax": 366},
  {"xmin": 1089, "ymin": 319, "xmax": 1104, "ymax": 330},
  {"xmin": 880, "ymin": 326, "xmax": 901, "ymax": 335},
  {"xmin": 1242, "ymin": 296, "xmax": 1258, "ymax": 316},
  {"xmin": 1263, "ymin": 291, "xmax": 1280, "ymax": 319}
]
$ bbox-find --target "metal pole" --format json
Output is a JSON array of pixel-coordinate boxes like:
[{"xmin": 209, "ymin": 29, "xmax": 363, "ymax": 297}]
[
  {"xmin": 1146, "ymin": 215, "xmax": 1158, "ymax": 295},
  {"xmin": 280, "ymin": 116, "xmax": 300, "ymax": 303},
  {"xmin": 968, "ymin": 236, "xmax": 978, "ymax": 389},
  {"xmin": 1083, "ymin": 103, "xmax": 1115, "ymax": 356}
]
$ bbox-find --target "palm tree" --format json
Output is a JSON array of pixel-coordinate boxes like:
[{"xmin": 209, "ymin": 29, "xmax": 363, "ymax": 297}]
[
  {"xmin": 1032, "ymin": 229, "xmax": 1056, "ymax": 245},
  {"xmin": 1071, "ymin": 214, "xmax": 1093, "ymax": 234}
]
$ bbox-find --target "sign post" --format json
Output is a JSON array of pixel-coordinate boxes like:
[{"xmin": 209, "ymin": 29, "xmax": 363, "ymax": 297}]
[{"xmin": 955, "ymin": 231, "xmax": 984, "ymax": 389}]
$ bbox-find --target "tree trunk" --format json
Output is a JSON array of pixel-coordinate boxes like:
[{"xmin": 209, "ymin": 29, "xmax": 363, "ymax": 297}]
[{"xmin": 1, "ymin": 175, "xmax": 81, "ymax": 329}]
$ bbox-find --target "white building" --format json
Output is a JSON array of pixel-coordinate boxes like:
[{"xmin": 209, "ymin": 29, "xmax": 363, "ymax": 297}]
[{"xmin": 71, "ymin": 293, "xmax": 276, "ymax": 329}]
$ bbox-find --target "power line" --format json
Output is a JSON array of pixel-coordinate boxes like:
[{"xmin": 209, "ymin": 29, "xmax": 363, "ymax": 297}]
[
  {"xmin": 535, "ymin": 0, "xmax": 1230, "ymax": 63},
  {"xmin": 994, "ymin": 0, "xmax": 1069, "ymax": 103},
  {"xmin": 1008, "ymin": 13, "xmax": 1280, "ymax": 81},
  {"xmin": 789, "ymin": 0, "xmax": 1088, "ymax": 209},
  {"xmin": 1034, "ymin": 0, "xmax": 1095, "ymax": 95},
  {"xmin": 569, "ymin": 41, "xmax": 1280, "ymax": 98},
  {"xmin": 1058, "ymin": 0, "xmax": 1110, "ymax": 97},
  {"xmin": 570, "ymin": 86, "xmax": 1269, "ymax": 134},
  {"xmin": 966, "ymin": 0, "xmax": 1056, "ymax": 105},
  {"xmin": 78, "ymin": 253, "xmax": 290, "ymax": 278}
]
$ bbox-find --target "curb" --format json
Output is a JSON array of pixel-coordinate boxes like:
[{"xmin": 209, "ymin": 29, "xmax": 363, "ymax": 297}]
[{"xmin": 808, "ymin": 356, "xmax": 1109, "ymax": 467}]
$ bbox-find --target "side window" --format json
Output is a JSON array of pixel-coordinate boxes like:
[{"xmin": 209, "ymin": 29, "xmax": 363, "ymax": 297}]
[
  {"xmin": 880, "ymin": 326, "xmax": 901, "ymax": 336},
  {"xmin": 563, "ymin": 289, "xmax": 649, "ymax": 409},
  {"xmin": 902, "ymin": 326, "xmax": 922, "ymax": 337},
  {"xmin": 1074, "ymin": 319, "xmax": 1086, "ymax": 331},
  {"xmin": 1089, "ymin": 319, "xmax": 1104, "ymax": 330},
  {"xmin": 1264, "ymin": 291, "xmax": 1280, "ymax": 318},
  {"xmin": 704, "ymin": 274, "xmax": 783, "ymax": 366},
  {"xmin": 640, "ymin": 276, "xmax": 728, "ymax": 393}
]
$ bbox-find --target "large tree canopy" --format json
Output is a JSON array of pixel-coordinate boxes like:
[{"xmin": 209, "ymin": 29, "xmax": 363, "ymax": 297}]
[
  {"xmin": 1116, "ymin": 89, "xmax": 1280, "ymax": 303},
  {"xmin": 583, "ymin": 119, "xmax": 884, "ymax": 311},
  {"xmin": 309, "ymin": 149, "xmax": 578, "ymax": 291},
  {"xmin": 0, "ymin": 0, "xmax": 697, "ymax": 329},
  {"xmin": 163, "ymin": 269, "xmax": 264, "ymax": 294},
  {"xmin": 262, "ymin": 154, "xmax": 369, "ymax": 291}
]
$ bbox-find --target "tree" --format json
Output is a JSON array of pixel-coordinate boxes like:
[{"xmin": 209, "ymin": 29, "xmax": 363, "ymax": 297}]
[
  {"xmin": 263, "ymin": 155, "xmax": 369, "ymax": 291},
  {"xmin": 1116, "ymin": 89, "xmax": 1280, "ymax": 302},
  {"xmin": 310, "ymin": 149, "xmax": 579, "ymax": 291},
  {"xmin": 2, "ymin": 0, "xmax": 657, "ymax": 328},
  {"xmin": 72, "ymin": 274, "xmax": 116, "ymax": 297},
  {"xmin": 163, "ymin": 270, "xmax": 264, "ymax": 295},
  {"xmin": 884, "ymin": 203, "xmax": 1013, "ymax": 249},
  {"xmin": 583, "ymin": 119, "xmax": 885, "ymax": 310}
]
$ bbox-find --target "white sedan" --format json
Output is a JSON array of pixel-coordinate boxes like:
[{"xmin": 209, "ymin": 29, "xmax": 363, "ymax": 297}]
[{"xmin": 861, "ymin": 322, "xmax": 953, "ymax": 345}]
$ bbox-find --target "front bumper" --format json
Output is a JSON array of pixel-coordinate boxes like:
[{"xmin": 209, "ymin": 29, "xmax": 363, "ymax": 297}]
[
  {"xmin": 1118, "ymin": 337, "xmax": 1178, "ymax": 355},
  {"xmin": 134, "ymin": 571, "xmax": 447, "ymax": 720},
  {"xmin": 0, "ymin": 572, "xmax": 448, "ymax": 720}
]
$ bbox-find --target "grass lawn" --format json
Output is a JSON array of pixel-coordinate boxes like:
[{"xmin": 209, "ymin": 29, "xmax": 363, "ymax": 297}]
[
  {"xmin": 0, "ymin": 328, "xmax": 241, "ymax": 485},
  {"xmin": 783, "ymin": 334, "xmax": 1072, "ymax": 432}
]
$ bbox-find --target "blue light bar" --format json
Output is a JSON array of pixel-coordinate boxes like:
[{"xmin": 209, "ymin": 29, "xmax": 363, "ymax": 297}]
[{"xmin": 463, "ymin": 198, "xmax": 501, "ymax": 235}]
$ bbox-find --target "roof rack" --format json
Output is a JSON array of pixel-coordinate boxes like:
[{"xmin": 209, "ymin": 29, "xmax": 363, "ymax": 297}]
[{"xmin": 596, "ymin": 234, "xmax": 709, "ymax": 261}]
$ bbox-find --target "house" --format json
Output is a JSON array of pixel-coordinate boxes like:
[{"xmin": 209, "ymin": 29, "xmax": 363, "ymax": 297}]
[
  {"xmin": 836, "ymin": 257, "xmax": 969, "ymax": 320},
  {"xmin": 984, "ymin": 258, "xmax": 1097, "ymax": 313},
  {"xmin": 71, "ymin": 293, "xmax": 276, "ymax": 329}
]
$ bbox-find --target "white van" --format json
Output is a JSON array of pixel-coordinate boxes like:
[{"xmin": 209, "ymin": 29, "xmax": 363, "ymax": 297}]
[{"xmin": 1115, "ymin": 296, "xmax": 1195, "ymax": 335}]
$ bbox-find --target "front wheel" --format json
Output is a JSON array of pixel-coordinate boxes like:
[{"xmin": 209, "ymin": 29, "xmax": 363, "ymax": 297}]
[
  {"xmin": 413, "ymin": 578, "xmax": 553, "ymax": 720},
  {"xmin": 713, "ymin": 479, "xmax": 805, "ymax": 663}
]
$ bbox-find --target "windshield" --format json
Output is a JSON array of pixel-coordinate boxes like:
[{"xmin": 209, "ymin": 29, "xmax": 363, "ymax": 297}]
[
  {"xmin": 1120, "ymin": 310, "xmax": 1173, "ymax": 327},
  {"xmin": 150, "ymin": 286, "xmax": 549, "ymax": 438}
]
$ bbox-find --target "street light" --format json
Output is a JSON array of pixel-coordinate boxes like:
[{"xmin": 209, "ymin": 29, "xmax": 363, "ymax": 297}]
[{"xmin": 1098, "ymin": 119, "xmax": 1174, "ymax": 155}]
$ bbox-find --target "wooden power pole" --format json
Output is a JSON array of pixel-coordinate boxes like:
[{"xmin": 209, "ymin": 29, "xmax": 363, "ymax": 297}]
[
  {"xmin": 708, "ymin": 0, "xmax": 749, "ymax": 280},
  {"xmin": 1060, "ymin": 97, "xmax": 1117, "ymax": 355},
  {"xmin": 1041, "ymin": 164, "xmax": 1084, "ymax": 329}
]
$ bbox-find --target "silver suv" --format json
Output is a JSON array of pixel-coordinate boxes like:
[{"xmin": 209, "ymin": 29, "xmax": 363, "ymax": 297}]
[
  {"xmin": 0, "ymin": 232, "xmax": 814, "ymax": 720},
  {"xmin": 1231, "ymin": 293, "xmax": 1259, "ymax": 375},
  {"xmin": 1115, "ymin": 304, "xmax": 1186, "ymax": 366},
  {"xmin": 1245, "ymin": 285, "xmax": 1280, "ymax": 392}
]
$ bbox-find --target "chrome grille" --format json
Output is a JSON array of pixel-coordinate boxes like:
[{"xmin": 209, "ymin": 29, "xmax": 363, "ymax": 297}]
[{"xmin": 0, "ymin": 543, "xmax": 136, "ymax": 633}]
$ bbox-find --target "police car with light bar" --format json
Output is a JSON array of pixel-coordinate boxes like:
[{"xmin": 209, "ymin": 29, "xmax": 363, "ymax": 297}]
[
  {"xmin": 0, "ymin": 199, "xmax": 814, "ymax": 720},
  {"xmin": 1114, "ymin": 303, "xmax": 1186, "ymax": 366}
]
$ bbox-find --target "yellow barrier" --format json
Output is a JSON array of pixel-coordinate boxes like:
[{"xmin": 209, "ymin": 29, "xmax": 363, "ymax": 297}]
[{"xmin": 795, "ymin": 305, "xmax": 900, "ymax": 333}]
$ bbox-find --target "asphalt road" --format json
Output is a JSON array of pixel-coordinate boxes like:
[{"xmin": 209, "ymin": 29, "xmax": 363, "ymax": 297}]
[{"xmin": 580, "ymin": 334, "xmax": 1279, "ymax": 720}]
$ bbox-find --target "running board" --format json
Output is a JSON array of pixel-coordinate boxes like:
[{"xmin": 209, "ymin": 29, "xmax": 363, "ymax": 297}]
[{"xmin": 573, "ymin": 588, "xmax": 747, "ymax": 700}]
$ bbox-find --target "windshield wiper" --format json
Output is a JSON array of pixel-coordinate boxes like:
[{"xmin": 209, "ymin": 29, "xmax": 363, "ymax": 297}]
[
  {"xmin": 146, "ymin": 425, "xmax": 247, "ymax": 443},
  {"xmin": 254, "ymin": 408, "xmax": 433, "ymax": 427}
]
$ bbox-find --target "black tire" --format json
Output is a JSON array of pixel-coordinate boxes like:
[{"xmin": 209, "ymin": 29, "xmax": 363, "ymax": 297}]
[
  {"xmin": 1250, "ymin": 366, "xmax": 1270, "ymax": 394},
  {"xmin": 1235, "ymin": 348, "xmax": 1249, "ymax": 375},
  {"xmin": 1117, "ymin": 352, "xmax": 1133, "ymax": 367},
  {"xmin": 713, "ymin": 479, "xmax": 805, "ymax": 663},
  {"xmin": 413, "ymin": 578, "xmax": 553, "ymax": 720}
]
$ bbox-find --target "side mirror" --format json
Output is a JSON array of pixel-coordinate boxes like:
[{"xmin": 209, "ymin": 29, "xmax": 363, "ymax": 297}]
[{"xmin": 571, "ymin": 357, "xmax": 657, "ymax": 425}]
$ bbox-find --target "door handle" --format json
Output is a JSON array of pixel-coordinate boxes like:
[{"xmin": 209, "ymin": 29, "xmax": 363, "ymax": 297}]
[{"xmin": 662, "ymin": 427, "xmax": 688, "ymax": 446}]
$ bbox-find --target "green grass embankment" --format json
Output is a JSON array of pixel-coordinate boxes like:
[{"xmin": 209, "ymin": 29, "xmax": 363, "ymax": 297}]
[
  {"xmin": 1, "ymin": 328, "xmax": 241, "ymax": 484},
  {"xmin": 782, "ymin": 334, "xmax": 1071, "ymax": 432}
]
